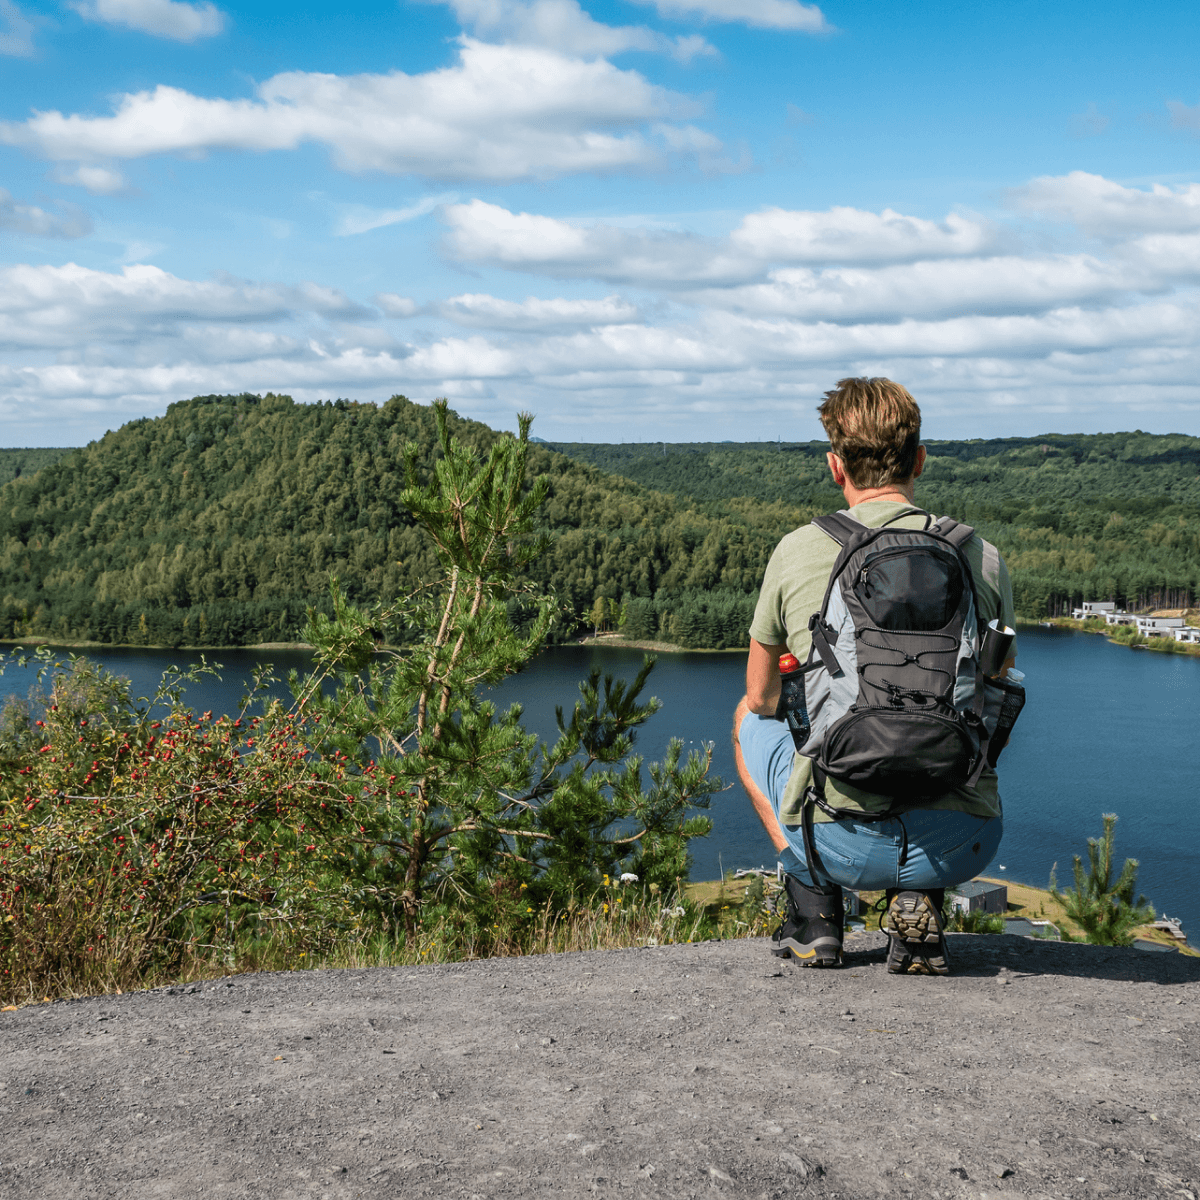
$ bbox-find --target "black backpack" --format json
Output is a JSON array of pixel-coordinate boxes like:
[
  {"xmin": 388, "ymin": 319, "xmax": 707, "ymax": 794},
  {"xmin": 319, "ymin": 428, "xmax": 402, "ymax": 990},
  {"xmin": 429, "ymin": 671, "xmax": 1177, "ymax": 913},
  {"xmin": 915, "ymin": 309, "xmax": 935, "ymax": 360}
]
[{"xmin": 787, "ymin": 509, "xmax": 1020, "ymax": 867}]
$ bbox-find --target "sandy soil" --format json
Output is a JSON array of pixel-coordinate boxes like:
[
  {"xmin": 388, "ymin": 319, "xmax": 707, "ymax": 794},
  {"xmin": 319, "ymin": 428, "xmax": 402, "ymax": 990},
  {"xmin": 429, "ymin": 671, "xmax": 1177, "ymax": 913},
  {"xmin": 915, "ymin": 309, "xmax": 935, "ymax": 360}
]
[{"xmin": 2, "ymin": 932, "xmax": 1198, "ymax": 1200}]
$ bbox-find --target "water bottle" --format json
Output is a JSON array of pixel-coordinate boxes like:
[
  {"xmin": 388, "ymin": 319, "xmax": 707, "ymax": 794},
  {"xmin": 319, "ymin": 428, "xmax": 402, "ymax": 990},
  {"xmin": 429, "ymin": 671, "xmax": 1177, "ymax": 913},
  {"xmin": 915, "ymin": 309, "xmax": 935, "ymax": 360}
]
[
  {"xmin": 777, "ymin": 652, "xmax": 811, "ymax": 751},
  {"xmin": 987, "ymin": 666, "xmax": 1026, "ymax": 767}
]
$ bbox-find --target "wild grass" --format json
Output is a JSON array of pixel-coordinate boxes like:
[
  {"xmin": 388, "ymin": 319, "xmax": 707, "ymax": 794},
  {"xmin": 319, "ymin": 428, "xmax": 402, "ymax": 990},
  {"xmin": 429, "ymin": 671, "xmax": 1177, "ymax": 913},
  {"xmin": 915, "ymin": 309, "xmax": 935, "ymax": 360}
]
[{"xmin": 1, "ymin": 882, "xmax": 771, "ymax": 1007}]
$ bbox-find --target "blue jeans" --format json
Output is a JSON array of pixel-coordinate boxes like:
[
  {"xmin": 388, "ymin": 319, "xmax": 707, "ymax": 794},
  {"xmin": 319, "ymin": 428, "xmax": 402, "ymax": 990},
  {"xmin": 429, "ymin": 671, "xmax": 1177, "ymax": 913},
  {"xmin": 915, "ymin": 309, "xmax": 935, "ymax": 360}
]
[{"xmin": 738, "ymin": 711, "xmax": 1002, "ymax": 891}]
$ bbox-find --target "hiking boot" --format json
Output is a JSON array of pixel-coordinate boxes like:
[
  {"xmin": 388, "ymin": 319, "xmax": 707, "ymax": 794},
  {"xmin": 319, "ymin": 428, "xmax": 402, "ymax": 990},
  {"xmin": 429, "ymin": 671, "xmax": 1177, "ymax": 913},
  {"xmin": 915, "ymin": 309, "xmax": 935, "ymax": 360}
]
[
  {"xmin": 885, "ymin": 888, "xmax": 949, "ymax": 975},
  {"xmin": 770, "ymin": 874, "xmax": 843, "ymax": 967}
]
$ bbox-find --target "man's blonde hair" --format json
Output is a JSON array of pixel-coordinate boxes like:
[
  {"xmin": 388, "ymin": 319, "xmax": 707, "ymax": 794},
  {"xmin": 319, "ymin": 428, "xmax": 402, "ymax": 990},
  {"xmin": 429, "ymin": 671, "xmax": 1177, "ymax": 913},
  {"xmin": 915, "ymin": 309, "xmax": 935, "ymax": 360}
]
[{"xmin": 817, "ymin": 377, "xmax": 922, "ymax": 489}]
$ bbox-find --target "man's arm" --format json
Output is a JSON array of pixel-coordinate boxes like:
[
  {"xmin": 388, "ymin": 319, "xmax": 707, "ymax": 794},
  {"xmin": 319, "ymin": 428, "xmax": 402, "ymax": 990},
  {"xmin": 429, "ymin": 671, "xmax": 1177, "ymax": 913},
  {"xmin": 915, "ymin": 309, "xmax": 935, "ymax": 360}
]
[{"xmin": 746, "ymin": 637, "xmax": 788, "ymax": 715}]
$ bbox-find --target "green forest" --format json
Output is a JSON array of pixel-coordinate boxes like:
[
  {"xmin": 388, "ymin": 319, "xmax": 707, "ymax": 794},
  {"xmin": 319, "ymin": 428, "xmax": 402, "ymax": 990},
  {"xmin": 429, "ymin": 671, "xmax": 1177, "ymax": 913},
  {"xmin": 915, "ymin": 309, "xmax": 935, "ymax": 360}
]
[
  {"xmin": 0, "ymin": 448, "xmax": 76, "ymax": 487},
  {"xmin": 2, "ymin": 394, "xmax": 1198, "ymax": 649},
  {"xmin": 0, "ymin": 394, "xmax": 776, "ymax": 648},
  {"xmin": 546, "ymin": 432, "xmax": 1200, "ymax": 622}
]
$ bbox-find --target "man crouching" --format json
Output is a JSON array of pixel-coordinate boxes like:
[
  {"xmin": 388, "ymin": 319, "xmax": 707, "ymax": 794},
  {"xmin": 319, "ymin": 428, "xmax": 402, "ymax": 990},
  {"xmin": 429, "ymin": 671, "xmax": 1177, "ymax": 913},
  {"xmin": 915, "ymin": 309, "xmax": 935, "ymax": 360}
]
[{"xmin": 734, "ymin": 377, "xmax": 1017, "ymax": 975}]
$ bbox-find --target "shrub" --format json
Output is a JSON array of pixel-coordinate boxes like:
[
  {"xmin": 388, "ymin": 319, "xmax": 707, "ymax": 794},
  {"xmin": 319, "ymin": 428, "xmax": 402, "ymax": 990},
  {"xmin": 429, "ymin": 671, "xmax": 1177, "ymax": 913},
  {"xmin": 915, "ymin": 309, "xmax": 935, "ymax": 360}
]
[
  {"xmin": 1049, "ymin": 813, "xmax": 1155, "ymax": 946},
  {"xmin": 0, "ymin": 655, "xmax": 359, "ymax": 1001},
  {"xmin": 0, "ymin": 402, "xmax": 719, "ymax": 1001}
]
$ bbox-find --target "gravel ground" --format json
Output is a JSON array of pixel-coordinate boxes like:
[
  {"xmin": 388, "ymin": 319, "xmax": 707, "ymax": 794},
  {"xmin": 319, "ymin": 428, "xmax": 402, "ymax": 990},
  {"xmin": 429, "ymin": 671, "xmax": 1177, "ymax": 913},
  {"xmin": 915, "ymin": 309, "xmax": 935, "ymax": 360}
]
[{"xmin": 2, "ymin": 931, "xmax": 1198, "ymax": 1200}]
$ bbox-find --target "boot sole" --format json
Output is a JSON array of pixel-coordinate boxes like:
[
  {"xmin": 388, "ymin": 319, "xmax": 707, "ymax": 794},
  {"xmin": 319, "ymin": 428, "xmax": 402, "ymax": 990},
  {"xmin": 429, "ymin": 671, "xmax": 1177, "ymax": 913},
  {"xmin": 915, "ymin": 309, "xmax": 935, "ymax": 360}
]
[
  {"xmin": 770, "ymin": 935, "xmax": 842, "ymax": 967},
  {"xmin": 886, "ymin": 892, "xmax": 950, "ymax": 976}
]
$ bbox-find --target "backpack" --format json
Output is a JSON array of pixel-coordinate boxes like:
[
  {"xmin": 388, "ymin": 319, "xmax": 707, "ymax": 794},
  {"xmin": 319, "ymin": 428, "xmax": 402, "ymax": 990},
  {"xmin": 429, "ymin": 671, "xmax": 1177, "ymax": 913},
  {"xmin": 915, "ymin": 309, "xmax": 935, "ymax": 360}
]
[{"xmin": 789, "ymin": 508, "xmax": 1014, "ymax": 863}]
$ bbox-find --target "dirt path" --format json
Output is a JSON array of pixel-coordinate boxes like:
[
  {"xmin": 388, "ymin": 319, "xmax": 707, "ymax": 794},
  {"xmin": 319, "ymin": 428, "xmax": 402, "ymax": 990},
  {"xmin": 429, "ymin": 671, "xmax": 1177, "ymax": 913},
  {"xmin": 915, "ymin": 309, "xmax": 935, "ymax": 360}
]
[{"xmin": 3, "ymin": 932, "xmax": 1198, "ymax": 1199}]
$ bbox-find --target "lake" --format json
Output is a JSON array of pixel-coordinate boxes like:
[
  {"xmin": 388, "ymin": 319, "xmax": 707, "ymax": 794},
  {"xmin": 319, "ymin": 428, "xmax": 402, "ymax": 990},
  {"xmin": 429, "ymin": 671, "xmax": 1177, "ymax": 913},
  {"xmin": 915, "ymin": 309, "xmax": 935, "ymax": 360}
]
[{"xmin": 2, "ymin": 627, "xmax": 1196, "ymax": 938}]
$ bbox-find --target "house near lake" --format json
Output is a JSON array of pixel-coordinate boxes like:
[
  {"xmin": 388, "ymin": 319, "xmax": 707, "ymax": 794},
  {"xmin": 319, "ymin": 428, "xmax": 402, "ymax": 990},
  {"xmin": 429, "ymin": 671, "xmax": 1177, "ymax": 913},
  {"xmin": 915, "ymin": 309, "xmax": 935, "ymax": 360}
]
[
  {"xmin": 949, "ymin": 879, "xmax": 1007, "ymax": 915},
  {"xmin": 1073, "ymin": 601, "xmax": 1116, "ymax": 618},
  {"xmin": 1073, "ymin": 602, "xmax": 1199, "ymax": 641}
]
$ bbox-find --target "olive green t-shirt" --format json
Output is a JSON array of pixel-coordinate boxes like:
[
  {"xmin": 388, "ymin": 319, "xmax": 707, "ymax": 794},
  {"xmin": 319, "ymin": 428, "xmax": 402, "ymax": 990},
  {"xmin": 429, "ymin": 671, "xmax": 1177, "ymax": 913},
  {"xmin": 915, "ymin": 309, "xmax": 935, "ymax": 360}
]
[{"xmin": 748, "ymin": 500, "xmax": 1017, "ymax": 824}]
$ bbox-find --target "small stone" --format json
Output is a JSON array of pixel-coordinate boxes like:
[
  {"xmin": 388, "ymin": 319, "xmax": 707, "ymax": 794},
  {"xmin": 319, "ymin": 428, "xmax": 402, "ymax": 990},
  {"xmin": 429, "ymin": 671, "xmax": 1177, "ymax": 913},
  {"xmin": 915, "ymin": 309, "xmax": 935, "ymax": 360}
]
[
  {"xmin": 780, "ymin": 1152, "xmax": 822, "ymax": 1178},
  {"xmin": 541, "ymin": 1037, "xmax": 555, "ymax": 1046},
  {"xmin": 992, "ymin": 1164, "xmax": 1014, "ymax": 1179}
]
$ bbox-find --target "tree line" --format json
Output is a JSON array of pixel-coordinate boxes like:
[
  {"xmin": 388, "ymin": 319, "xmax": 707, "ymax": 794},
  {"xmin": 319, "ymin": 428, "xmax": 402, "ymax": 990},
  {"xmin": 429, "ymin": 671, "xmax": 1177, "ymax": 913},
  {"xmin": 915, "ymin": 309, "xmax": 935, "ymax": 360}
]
[
  {"xmin": 3, "ymin": 397, "xmax": 1198, "ymax": 650},
  {"xmin": 548, "ymin": 432, "xmax": 1200, "ymax": 621},
  {"xmin": 0, "ymin": 394, "xmax": 789, "ymax": 649}
]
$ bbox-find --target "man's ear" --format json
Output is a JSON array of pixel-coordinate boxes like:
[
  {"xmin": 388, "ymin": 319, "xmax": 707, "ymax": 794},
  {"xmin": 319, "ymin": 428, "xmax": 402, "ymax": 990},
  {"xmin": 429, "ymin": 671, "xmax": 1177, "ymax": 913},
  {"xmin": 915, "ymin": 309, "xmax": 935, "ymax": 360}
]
[
  {"xmin": 826, "ymin": 451, "xmax": 847, "ymax": 488},
  {"xmin": 912, "ymin": 445, "xmax": 927, "ymax": 479}
]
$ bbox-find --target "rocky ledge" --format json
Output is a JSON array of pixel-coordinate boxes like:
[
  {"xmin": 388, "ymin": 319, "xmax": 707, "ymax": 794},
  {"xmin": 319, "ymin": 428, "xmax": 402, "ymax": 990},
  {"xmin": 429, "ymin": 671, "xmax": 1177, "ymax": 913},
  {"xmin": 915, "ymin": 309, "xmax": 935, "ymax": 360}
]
[{"xmin": 2, "ymin": 931, "xmax": 1198, "ymax": 1199}]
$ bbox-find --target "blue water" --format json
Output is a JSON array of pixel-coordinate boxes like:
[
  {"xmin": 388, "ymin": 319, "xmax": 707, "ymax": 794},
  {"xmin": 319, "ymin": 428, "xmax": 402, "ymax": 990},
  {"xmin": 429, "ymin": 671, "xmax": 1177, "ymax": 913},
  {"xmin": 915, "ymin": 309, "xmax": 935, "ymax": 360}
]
[{"xmin": 3, "ymin": 629, "xmax": 1197, "ymax": 936}]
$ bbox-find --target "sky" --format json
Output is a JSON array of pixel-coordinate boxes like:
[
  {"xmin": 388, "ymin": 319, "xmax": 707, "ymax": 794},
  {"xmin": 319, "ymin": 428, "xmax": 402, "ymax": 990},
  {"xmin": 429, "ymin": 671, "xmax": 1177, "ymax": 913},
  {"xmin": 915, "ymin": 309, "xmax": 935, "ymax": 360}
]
[{"xmin": 3, "ymin": 1, "xmax": 1200, "ymax": 446}]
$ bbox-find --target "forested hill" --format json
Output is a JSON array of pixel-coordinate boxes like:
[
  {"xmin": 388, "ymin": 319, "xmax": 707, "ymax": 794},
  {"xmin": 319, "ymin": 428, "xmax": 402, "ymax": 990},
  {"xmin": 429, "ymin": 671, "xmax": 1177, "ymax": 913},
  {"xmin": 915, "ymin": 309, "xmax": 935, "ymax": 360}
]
[
  {"xmin": 0, "ymin": 394, "xmax": 791, "ymax": 648},
  {"xmin": 3, "ymin": 399, "xmax": 1198, "ymax": 650},
  {"xmin": 545, "ymin": 433, "xmax": 1200, "ymax": 618},
  {"xmin": 0, "ymin": 448, "xmax": 77, "ymax": 487}
]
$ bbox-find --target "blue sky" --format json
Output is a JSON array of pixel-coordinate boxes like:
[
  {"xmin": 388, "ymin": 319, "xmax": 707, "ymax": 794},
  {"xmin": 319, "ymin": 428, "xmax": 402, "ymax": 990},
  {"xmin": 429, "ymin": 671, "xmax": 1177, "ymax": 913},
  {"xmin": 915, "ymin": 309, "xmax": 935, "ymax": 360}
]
[{"xmin": 3, "ymin": 0, "xmax": 1200, "ymax": 445}]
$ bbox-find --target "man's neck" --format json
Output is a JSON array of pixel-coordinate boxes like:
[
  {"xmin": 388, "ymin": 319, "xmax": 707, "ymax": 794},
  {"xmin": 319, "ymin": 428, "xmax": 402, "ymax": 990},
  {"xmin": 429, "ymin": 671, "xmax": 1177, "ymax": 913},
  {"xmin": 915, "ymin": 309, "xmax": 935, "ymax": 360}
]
[{"xmin": 842, "ymin": 482, "xmax": 917, "ymax": 508}]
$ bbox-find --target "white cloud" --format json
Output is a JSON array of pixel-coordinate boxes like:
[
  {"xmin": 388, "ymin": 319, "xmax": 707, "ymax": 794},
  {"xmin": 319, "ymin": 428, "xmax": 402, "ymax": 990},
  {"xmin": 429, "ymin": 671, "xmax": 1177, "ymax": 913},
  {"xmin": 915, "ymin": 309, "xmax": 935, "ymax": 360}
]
[
  {"xmin": 438, "ymin": 292, "xmax": 640, "ymax": 329},
  {"xmin": 386, "ymin": 301, "xmax": 1200, "ymax": 384},
  {"xmin": 335, "ymin": 193, "xmax": 455, "ymax": 236},
  {"xmin": 687, "ymin": 255, "xmax": 1147, "ymax": 322},
  {"xmin": 442, "ymin": 199, "xmax": 993, "ymax": 286},
  {"xmin": 375, "ymin": 293, "xmax": 420, "ymax": 317},
  {"xmin": 0, "ymin": 189, "xmax": 92, "ymax": 238},
  {"xmin": 1013, "ymin": 171, "xmax": 1200, "ymax": 236},
  {"xmin": 0, "ymin": 0, "xmax": 34, "ymax": 55},
  {"xmin": 9, "ymin": 172, "xmax": 1200, "ymax": 442},
  {"xmin": 70, "ymin": 0, "xmax": 224, "ymax": 40},
  {"xmin": 0, "ymin": 262, "xmax": 368, "ymax": 350},
  {"xmin": 443, "ymin": 198, "xmax": 755, "ymax": 284},
  {"xmin": 442, "ymin": 0, "xmax": 715, "ymax": 61},
  {"xmin": 627, "ymin": 0, "xmax": 828, "ymax": 31},
  {"xmin": 0, "ymin": 39, "xmax": 710, "ymax": 183},
  {"xmin": 50, "ymin": 164, "xmax": 130, "ymax": 194},
  {"xmin": 730, "ymin": 206, "xmax": 991, "ymax": 263}
]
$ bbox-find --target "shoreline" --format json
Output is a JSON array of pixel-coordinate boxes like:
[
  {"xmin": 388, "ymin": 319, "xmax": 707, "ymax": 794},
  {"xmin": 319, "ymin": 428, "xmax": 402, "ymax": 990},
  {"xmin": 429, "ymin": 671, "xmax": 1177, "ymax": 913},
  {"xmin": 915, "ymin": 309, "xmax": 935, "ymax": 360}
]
[
  {"xmin": 0, "ymin": 637, "xmax": 317, "ymax": 653},
  {"xmin": 574, "ymin": 634, "xmax": 743, "ymax": 655},
  {"xmin": 2, "ymin": 634, "xmax": 747, "ymax": 657},
  {"xmin": 14, "ymin": 619, "xmax": 1190, "ymax": 659},
  {"xmin": 1040, "ymin": 616, "xmax": 1200, "ymax": 658}
]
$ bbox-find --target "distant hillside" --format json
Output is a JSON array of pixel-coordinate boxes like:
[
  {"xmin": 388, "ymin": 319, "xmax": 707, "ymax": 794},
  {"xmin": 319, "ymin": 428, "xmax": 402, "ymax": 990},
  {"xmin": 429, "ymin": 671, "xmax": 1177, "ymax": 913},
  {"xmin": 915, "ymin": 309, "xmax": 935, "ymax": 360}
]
[
  {"xmin": 0, "ymin": 448, "xmax": 79, "ymax": 487},
  {"xmin": 3, "ymin": 403, "xmax": 1198, "ymax": 650},
  {"xmin": 0, "ymin": 395, "xmax": 787, "ymax": 648},
  {"xmin": 546, "ymin": 433, "xmax": 1200, "ymax": 618}
]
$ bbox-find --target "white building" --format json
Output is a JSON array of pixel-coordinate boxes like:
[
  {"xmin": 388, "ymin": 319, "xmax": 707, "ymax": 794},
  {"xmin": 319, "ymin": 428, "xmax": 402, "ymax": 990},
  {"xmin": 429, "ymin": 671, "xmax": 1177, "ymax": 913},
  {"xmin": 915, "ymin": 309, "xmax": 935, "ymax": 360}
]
[
  {"xmin": 1173, "ymin": 627, "xmax": 1200, "ymax": 644},
  {"xmin": 1072, "ymin": 601, "xmax": 1117, "ymax": 618},
  {"xmin": 1136, "ymin": 616, "xmax": 1185, "ymax": 637},
  {"xmin": 1104, "ymin": 612, "xmax": 1136, "ymax": 626}
]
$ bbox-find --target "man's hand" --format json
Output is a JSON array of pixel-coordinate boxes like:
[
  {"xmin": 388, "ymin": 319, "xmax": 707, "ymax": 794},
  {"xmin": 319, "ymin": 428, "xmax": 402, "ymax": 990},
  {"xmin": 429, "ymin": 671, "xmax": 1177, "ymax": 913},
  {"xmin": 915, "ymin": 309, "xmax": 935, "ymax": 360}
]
[{"xmin": 746, "ymin": 638, "xmax": 788, "ymax": 716}]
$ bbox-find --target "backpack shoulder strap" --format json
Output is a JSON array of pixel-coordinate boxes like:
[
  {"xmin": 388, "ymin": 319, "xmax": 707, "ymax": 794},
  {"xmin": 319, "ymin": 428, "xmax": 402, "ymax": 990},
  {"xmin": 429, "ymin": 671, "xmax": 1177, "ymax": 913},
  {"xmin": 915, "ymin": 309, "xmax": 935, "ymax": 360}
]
[
  {"xmin": 810, "ymin": 510, "xmax": 865, "ymax": 546},
  {"xmin": 930, "ymin": 515, "xmax": 976, "ymax": 548}
]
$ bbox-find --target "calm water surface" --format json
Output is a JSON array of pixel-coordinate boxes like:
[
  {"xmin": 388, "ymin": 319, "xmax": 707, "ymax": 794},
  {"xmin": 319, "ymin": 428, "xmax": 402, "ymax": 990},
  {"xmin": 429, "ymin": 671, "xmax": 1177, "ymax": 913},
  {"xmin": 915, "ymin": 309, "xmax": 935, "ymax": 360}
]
[{"xmin": 3, "ymin": 629, "xmax": 1196, "ymax": 936}]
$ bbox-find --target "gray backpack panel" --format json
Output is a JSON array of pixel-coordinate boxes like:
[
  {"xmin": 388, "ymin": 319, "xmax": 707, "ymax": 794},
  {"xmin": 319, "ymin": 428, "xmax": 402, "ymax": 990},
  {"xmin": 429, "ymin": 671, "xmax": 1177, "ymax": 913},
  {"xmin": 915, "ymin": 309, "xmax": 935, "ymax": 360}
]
[{"xmin": 799, "ymin": 510, "xmax": 990, "ymax": 802}]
